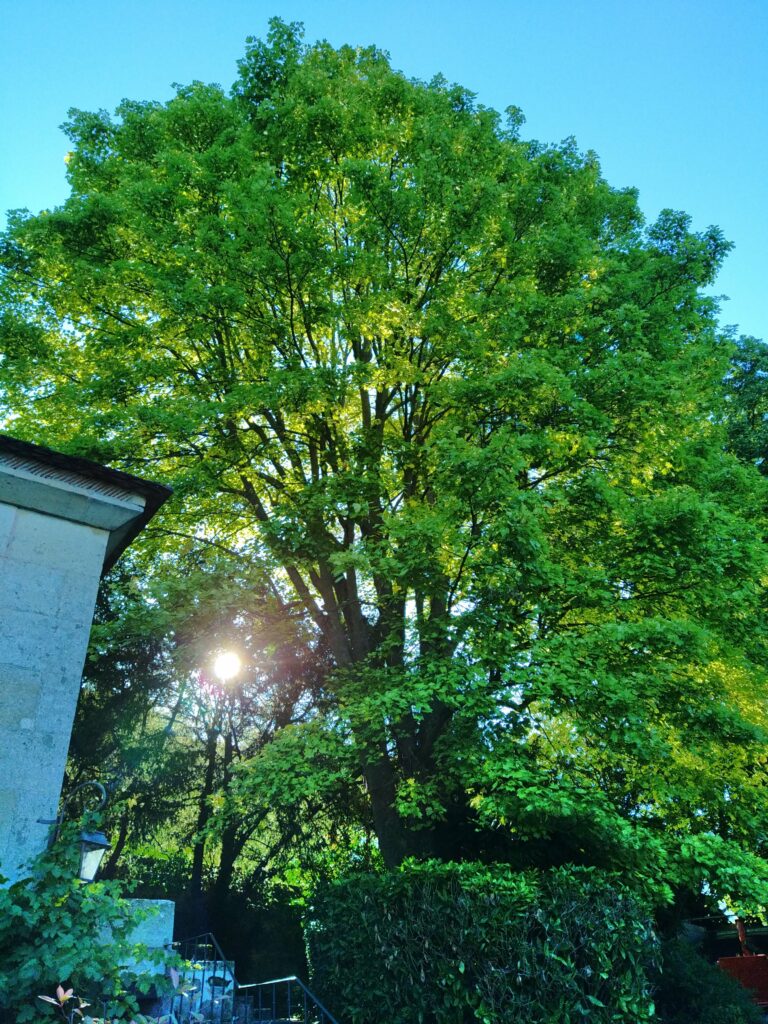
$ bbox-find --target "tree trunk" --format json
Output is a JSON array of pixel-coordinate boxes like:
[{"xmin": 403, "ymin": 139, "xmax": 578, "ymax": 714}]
[
  {"xmin": 100, "ymin": 813, "xmax": 129, "ymax": 880},
  {"xmin": 211, "ymin": 729, "xmax": 240, "ymax": 903},
  {"xmin": 189, "ymin": 724, "xmax": 219, "ymax": 906},
  {"xmin": 212, "ymin": 822, "xmax": 240, "ymax": 903},
  {"xmin": 363, "ymin": 753, "xmax": 435, "ymax": 867}
]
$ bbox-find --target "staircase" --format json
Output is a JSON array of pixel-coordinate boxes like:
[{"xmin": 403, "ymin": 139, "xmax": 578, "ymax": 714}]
[{"xmin": 168, "ymin": 933, "xmax": 340, "ymax": 1024}]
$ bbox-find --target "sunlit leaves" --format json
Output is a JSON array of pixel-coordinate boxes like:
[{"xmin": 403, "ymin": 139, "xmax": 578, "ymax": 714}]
[{"xmin": 1, "ymin": 18, "xmax": 767, "ymax": 903}]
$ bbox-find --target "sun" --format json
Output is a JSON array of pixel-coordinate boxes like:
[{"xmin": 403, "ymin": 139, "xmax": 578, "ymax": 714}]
[{"xmin": 212, "ymin": 651, "xmax": 241, "ymax": 683}]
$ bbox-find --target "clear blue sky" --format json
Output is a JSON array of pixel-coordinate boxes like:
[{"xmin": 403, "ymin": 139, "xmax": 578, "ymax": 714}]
[{"xmin": 1, "ymin": 0, "xmax": 765, "ymax": 340}]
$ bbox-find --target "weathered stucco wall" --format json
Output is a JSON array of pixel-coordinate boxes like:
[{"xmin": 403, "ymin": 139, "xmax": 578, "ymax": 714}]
[
  {"xmin": 0, "ymin": 436, "xmax": 170, "ymax": 885},
  {"xmin": 0, "ymin": 502, "xmax": 109, "ymax": 881}
]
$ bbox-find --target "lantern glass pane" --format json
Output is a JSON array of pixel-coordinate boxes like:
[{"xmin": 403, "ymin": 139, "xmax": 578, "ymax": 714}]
[{"xmin": 79, "ymin": 842, "xmax": 108, "ymax": 882}]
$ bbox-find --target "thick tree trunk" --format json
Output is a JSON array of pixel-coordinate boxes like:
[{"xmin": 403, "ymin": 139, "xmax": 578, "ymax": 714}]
[
  {"xmin": 211, "ymin": 822, "xmax": 240, "ymax": 904},
  {"xmin": 363, "ymin": 753, "xmax": 436, "ymax": 867}
]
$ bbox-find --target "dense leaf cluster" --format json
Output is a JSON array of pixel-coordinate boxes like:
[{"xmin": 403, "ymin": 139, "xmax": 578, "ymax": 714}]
[
  {"xmin": 653, "ymin": 938, "xmax": 762, "ymax": 1024},
  {"xmin": 1, "ymin": 18, "xmax": 768, "ymax": 919},
  {"xmin": 306, "ymin": 862, "xmax": 658, "ymax": 1023}
]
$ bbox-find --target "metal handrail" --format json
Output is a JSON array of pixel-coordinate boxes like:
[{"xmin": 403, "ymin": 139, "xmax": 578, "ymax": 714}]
[
  {"xmin": 173, "ymin": 931, "xmax": 234, "ymax": 971},
  {"xmin": 170, "ymin": 933, "xmax": 341, "ymax": 1024},
  {"xmin": 235, "ymin": 974, "xmax": 340, "ymax": 1024},
  {"xmin": 238, "ymin": 975, "xmax": 299, "ymax": 988}
]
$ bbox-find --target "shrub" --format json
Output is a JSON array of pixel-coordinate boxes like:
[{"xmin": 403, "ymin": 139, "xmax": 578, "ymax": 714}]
[
  {"xmin": 0, "ymin": 824, "xmax": 170, "ymax": 1023},
  {"xmin": 654, "ymin": 938, "xmax": 763, "ymax": 1024},
  {"xmin": 305, "ymin": 862, "xmax": 658, "ymax": 1024}
]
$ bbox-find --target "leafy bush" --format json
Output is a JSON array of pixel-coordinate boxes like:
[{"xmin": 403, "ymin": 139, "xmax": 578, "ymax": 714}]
[
  {"xmin": 0, "ymin": 824, "xmax": 170, "ymax": 1023},
  {"xmin": 305, "ymin": 862, "xmax": 658, "ymax": 1024},
  {"xmin": 654, "ymin": 938, "xmax": 763, "ymax": 1024}
]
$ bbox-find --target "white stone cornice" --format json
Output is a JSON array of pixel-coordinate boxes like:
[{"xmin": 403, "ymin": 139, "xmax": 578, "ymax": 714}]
[{"xmin": 0, "ymin": 451, "xmax": 147, "ymax": 532}]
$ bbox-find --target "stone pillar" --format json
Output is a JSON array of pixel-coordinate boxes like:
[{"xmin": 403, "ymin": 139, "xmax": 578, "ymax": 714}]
[
  {"xmin": 124, "ymin": 899, "xmax": 176, "ymax": 976},
  {"xmin": 0, "ymin": 436, "xmax": 170, "ymax": 882}
]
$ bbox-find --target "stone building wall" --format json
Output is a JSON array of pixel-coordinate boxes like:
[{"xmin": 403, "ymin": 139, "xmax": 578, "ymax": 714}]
[
  {"xmin": 0, "ymin": 503, "xmax": 109, "ymax": 880},
  {"xmin": 0, "ymin": 436, "xmax": 170, "ymax": 883}
]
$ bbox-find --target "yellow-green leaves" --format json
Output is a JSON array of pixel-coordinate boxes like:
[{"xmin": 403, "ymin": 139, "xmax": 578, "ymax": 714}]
[{"xmin": 1, "ymin": 20, "xmax": 766, "ymax": 892}]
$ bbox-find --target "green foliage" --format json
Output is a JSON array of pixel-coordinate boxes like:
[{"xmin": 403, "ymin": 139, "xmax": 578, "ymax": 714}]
[
  {"xmin": 0, "ymin": 825, "xmax": 169, "ymax": 1023},
  {"xmin": 725, "ymin": 335, "xmax": 768, "ymax": 474},
  {"xmin": 305, "ymin": 862, "xmax": 658, "ymax": 1023},
  {"xmin": 654, "ymin": 938, "xmax": 763, "ymax": 1024},
  {"xmin": 2, "ymin": 17, "xmax": 768, "ymax": 910},
  {"xmin": 68, "ymin": 544, "xmax": 353, "ymax": 923}
]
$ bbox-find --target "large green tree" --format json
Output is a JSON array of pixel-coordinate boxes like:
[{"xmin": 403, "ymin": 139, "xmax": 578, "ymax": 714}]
[{"xmin": 2, "ymin": 21, "xmax": 768, "ymax": 905}]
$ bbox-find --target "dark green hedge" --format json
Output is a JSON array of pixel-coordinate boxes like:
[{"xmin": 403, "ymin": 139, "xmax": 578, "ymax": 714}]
[
  {"xmin": 305, "ymin": 862, "xmax": 658, "ymax": 1024},
  {"xmin": 654, "ymin": 938, "xmax": 762, "ymax": 1024}
]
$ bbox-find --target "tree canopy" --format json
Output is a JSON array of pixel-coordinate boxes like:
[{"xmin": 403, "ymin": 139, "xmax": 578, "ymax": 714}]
[{"xmin": 2, "ymin": 19, "xmax": 768, "ymax": 911}]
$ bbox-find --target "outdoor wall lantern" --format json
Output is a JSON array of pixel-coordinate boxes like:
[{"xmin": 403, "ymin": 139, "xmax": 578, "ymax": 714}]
[{"xmin": 39, "ymin": 780, "xmax": 112, "ymax": 883}]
